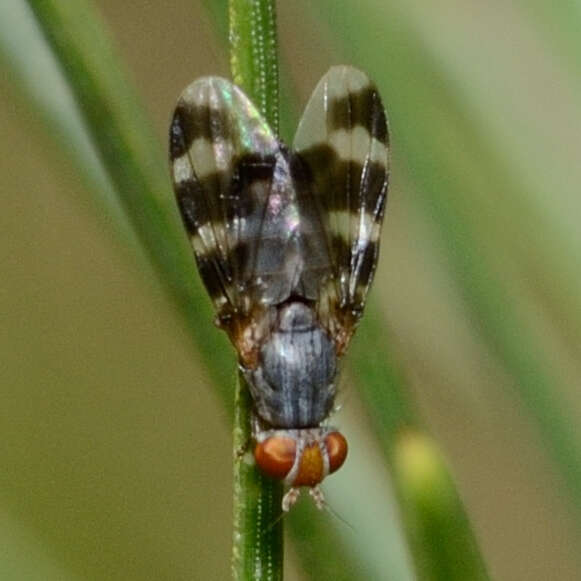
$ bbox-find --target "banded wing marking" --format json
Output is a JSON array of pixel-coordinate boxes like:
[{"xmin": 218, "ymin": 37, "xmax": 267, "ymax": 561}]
[
  {"xmin": 169, "ymin": 77, "xmax": 299, "ymax": 318},
  {"xmin": 293, "ymin": 66, "xmax": 390, "ymax": 350}
]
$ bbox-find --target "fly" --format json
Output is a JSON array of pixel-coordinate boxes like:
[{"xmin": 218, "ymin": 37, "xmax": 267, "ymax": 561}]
[{"xmin": 169, "ymin": 66, "xmax": 390, "ymax": 510}]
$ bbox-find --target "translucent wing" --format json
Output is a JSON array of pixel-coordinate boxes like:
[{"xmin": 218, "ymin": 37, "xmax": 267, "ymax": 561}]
[
  {"xmin": 293, "ymin": 66, "xmax": 389, "ymax": 351},
  {"xmin": 169, "ymin": 77, "xmax": 301, "ymax": 320}
]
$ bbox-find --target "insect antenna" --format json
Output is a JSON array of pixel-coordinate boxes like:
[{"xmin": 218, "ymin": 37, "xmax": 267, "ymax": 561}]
[
  {"xmin": 322, "ymin": 500, "xmax": 355, "ymax": 531},
  {"xmin": 261, "ymin": 509, "xmax": 289, "ymax": 536}
]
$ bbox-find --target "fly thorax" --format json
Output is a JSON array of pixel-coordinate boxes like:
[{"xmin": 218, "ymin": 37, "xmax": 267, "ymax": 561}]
[{"xmin": 245, "ymin": 302, "xmax": 338, "ymax": 428}]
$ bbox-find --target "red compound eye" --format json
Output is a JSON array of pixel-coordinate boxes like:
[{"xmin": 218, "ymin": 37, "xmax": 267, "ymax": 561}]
[
  {"xmin": 325, "ymin": 432, "xmax": 348, "ymax": 474},
  {"xmin": 254, "ymin": 436, "xmax": 296, "ymax": 480}
]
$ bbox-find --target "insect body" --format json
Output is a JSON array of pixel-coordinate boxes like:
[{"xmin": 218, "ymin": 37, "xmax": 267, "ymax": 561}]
[{"xmin": 169, "ymin": 66, "xmax": 389, "ymax": 510}]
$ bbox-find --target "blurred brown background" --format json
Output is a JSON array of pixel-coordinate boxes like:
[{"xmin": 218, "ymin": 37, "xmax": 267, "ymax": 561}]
[{"xmin": 1, "ymin": 1, "xmax": 580, "ymax": 579}]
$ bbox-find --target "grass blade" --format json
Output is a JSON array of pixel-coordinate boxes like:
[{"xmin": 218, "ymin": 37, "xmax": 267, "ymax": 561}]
[{"xmin": 228, "ymin": 1, "xmax": 283, "ymax": 579}]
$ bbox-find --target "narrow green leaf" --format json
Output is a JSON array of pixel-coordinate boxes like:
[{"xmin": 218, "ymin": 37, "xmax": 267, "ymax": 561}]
[
  {"xmin": 346, "ymin": 312, "xmax": 489, "ymax": 581},
  {"xmin": 393, "ymin": 431, "xmax": 489, "ymax": 581},
  {"xmin": 348, "ymin": 305, "xmax": 419, "ymax": 441},
  {"xmin": 0, "ymin": 0, "xmax": 127, "ymax": 236},
  {"xmin": 228, "ymin": 2, "xmax": 283, "ymax": 579}
]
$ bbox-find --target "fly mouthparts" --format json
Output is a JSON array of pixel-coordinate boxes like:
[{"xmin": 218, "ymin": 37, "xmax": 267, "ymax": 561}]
[{"xmin": 281, "ymin": 484, "xmax": 326, "ymax": 512}]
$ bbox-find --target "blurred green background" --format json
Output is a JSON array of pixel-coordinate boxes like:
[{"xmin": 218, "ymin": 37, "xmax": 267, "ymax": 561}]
[{"xmin": 1, "ymin": 1, "xmax": 580, "ymax": 579}]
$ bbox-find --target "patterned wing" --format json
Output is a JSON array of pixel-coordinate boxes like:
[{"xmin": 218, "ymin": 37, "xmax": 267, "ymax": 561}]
[
  {"xmin": 293, "ymin": 66, "xmax": 389, "ymax": 351},
  {"xmin": 169, "ymin": 77, "xmax": 300, "ymax": 321}
]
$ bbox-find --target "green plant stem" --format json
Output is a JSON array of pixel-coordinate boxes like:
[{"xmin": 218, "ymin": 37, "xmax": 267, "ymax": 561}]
[
  {"xmin": 232, "ymin": 373, "xmax": 283, "ymax": 581},
  {"xmin": 228, "ymin": 1, "xmax": 283, "ymax": 580},
  {"xmin": 229, "ymin": 0, "xmax": 279, "ymax": 134}
]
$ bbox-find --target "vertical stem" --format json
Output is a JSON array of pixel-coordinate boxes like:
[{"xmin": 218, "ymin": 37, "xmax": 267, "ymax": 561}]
[
  {"xmin": 232, "ymin": 373, "xmax": 283, "ymax": 581},
  {"xmin": 228, "ymin": 2, "xmax": 283, "ymax": 580},
  {"xmin": 229, "ymin": 0, "xmax": 279, "ymax": 133}
]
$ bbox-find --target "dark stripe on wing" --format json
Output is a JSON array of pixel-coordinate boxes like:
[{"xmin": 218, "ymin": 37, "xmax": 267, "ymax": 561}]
[
  {"xmin": 230, "ymin": 153, "xmax": 278, "ymax": 221},
  {"xmin": 330, "ymin": 233, "xmax": 350, "ymax": 264},
  {"xmin": 169, "ymin": 105, "xmax": 189, "ymax": 160},
  {"xmin": 176, "ymin": 152, "xmax": 278, "ymax": 229},
  {"xmin": 195, "ymin": 253, "xmax": 231, "ymax": 304},
  {"xmin": 351, "ymin": 241, "xmax": 379, "ymax": 304},
  {"xmin": 327, "ymin": 234, "xmax": 379, "ymax": 311},
  {"xmin": 170, "ymin": 102, "xmax": 233, "ymax": 160},
  {"xmin": 327, "ymin": 85, "xmax": 389, "ymax": 145},
  {"xmin": 237, "ymin": 153, "xmax": 279, "ymax": 180},
  {"xmin": 174, "ymin": 178, "xmax": 209, "ymax": 234},
  {"xmin": 192, "ymin": 235, "xmax": 293, "ymax": 306},
  {"xmin": 298, "ymin": 139, "xmax": 387, "ymax": 313},
  {"xmin": 288, "ymin": 151, "xmax": 315, "ymax": 194},
  {"xmin": 230, "ymin": 240, "xmax": 252, "ymax": 274},
  {"xmin": 297, "ymin": 144, "xmax": 388, "ymax": 211}
]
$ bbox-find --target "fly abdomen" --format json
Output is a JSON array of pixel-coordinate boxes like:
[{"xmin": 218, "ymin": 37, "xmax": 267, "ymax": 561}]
[{"xmin": 245, "ymin": 302, "xmax": 337, "ymax": 429}]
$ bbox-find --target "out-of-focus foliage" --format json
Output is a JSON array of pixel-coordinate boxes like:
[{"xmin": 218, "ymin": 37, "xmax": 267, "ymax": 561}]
[{"xmin": 1, "ymin": 1, "xmax": 580, "ymax": 580}]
